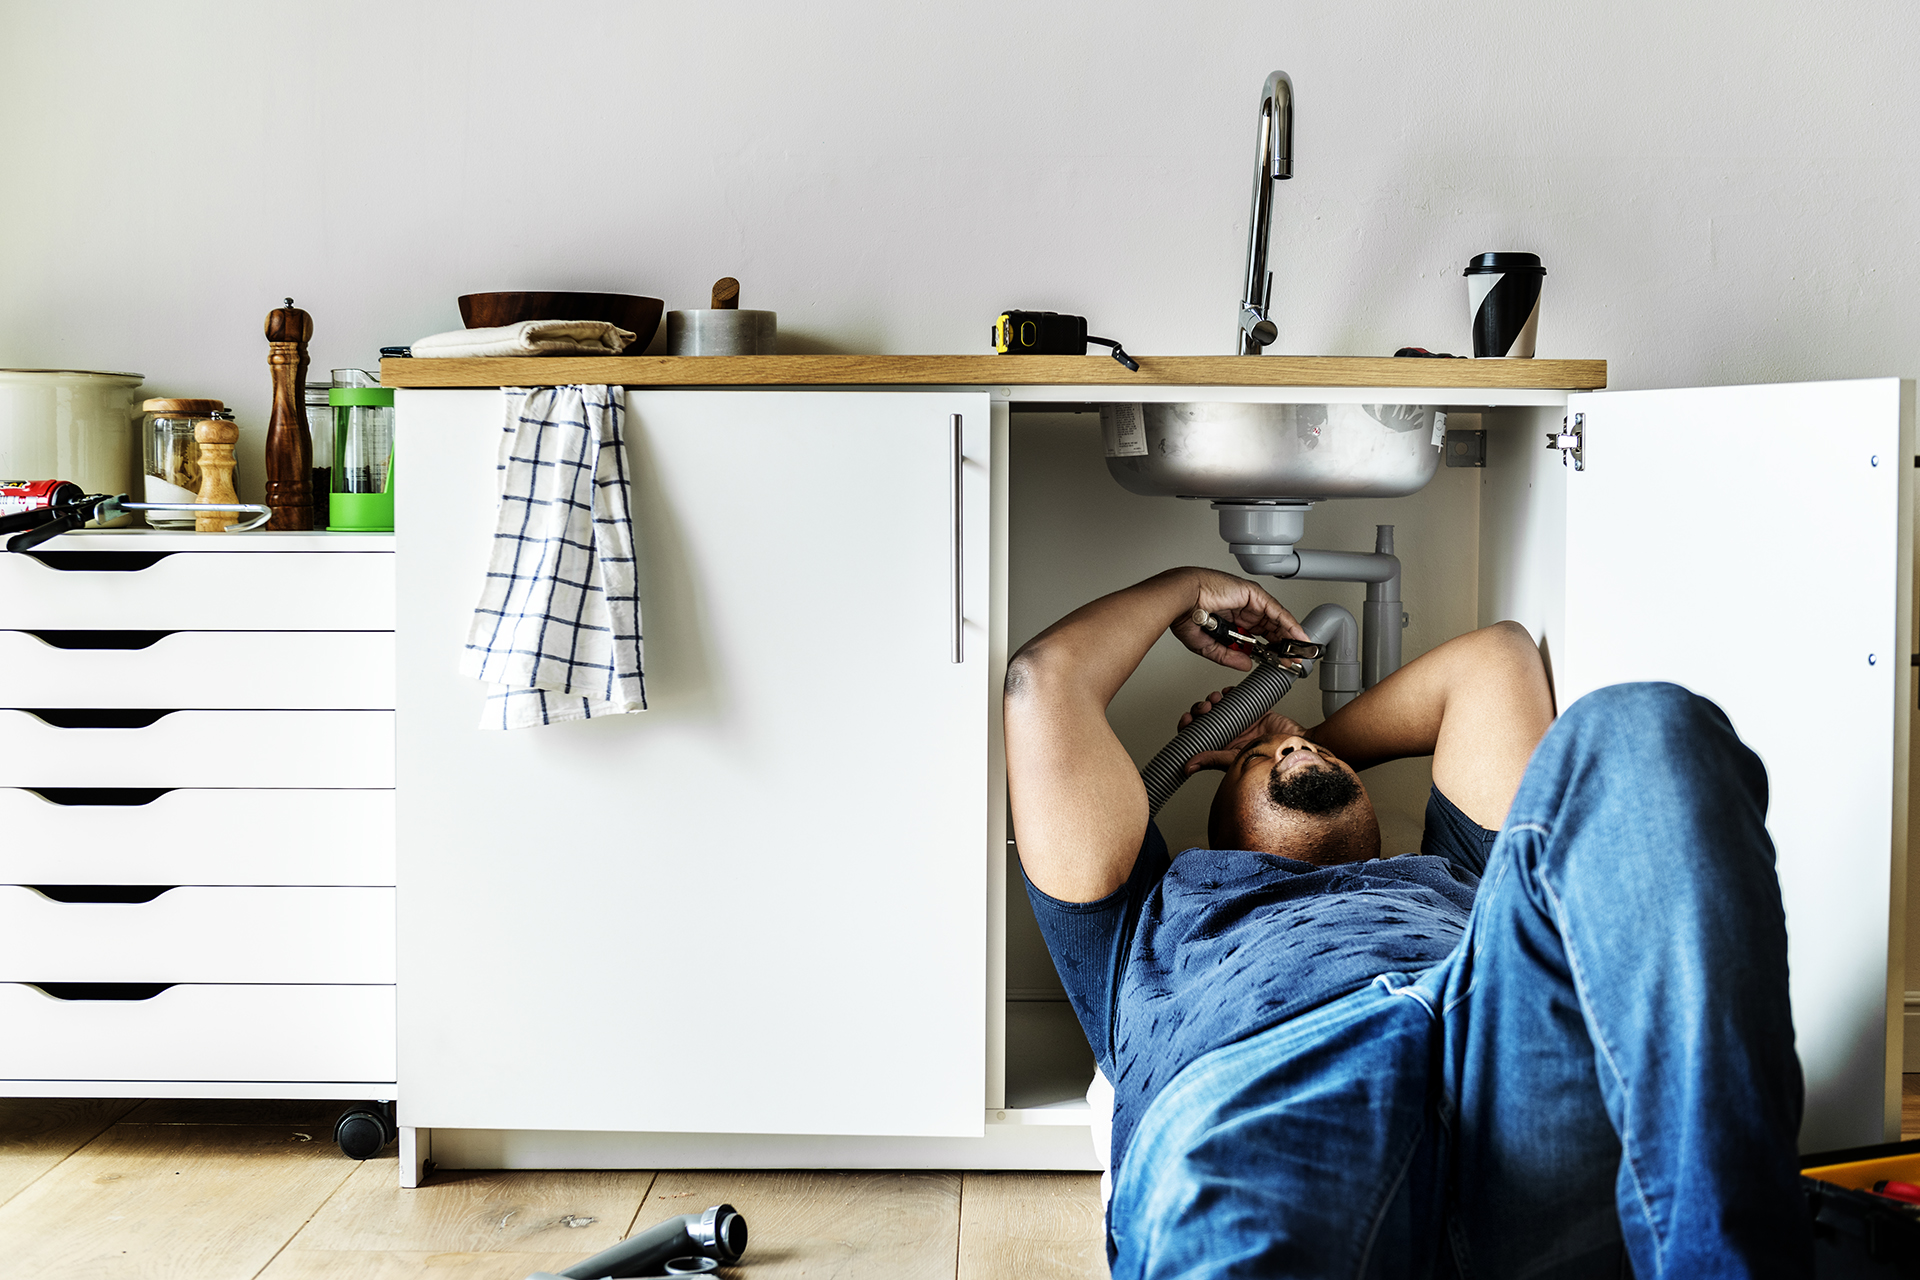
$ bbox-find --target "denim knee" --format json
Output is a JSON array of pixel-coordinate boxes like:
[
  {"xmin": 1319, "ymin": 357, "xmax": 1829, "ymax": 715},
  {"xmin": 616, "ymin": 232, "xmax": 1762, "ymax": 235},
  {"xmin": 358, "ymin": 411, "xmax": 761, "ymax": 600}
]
[
  {"xmin": 1556, "ymin": 681, "xmax": 1721, "ymax": 741},
  {"xmin": 1522, "ymin": 680, "xmax": 1771, "ymax": 869},
  {"xmin": 1551, "ymin": 682, "xmax": 1752, "ymax": 780}
]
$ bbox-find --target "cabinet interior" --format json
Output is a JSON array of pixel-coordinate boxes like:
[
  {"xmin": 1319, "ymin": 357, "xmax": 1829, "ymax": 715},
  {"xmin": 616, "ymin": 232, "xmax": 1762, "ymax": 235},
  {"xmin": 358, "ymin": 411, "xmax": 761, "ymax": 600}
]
[{"xmin": 1000, "ymin": 403, "xmax": 1552, "ymax": 1111}]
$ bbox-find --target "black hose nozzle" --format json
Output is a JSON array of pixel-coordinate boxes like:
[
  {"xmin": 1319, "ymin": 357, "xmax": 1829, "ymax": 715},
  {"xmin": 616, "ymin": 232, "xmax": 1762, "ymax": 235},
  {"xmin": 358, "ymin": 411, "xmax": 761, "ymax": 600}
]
[{"xmin": 533, "ymin": 1203, "xmax": 747, "ymax": 1280}]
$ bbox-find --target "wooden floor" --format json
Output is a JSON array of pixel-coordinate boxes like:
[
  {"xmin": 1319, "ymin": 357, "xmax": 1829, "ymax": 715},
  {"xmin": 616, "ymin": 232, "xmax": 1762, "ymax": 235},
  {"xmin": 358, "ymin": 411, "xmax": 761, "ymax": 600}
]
[
  {"xmin": 3, "ymin": 1082, "xmax": 1916, "ymax": 1278},
  {"xmin": 0, "ymin": 1098, "xmax": 1106, "ymax": 1279}
]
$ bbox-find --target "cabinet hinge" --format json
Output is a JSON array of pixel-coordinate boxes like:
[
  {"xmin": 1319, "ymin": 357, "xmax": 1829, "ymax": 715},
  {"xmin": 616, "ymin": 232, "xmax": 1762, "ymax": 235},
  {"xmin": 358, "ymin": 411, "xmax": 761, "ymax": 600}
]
[{"xmin": 1547, "ymin": 413, "xmax": 1584, "ymax": 470}]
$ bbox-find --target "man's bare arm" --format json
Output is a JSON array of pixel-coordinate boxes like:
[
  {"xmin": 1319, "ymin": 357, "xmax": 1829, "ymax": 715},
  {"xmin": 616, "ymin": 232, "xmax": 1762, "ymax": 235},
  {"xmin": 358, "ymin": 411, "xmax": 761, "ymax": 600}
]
[
  {"xmin": 1309, "ymin": 622, "xmax": 1554, "ymax": 829},
  {"xmin": 1004, "ymin": 568, "xmax": 1307, "ymax": 903}
]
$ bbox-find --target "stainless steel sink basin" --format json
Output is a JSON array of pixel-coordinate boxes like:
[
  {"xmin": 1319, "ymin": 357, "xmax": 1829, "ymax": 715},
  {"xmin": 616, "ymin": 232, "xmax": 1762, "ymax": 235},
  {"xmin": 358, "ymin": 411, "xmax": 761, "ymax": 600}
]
[{"xmin": 1102, "ymin": 402, "xmax": 1443, "ymax": 502}]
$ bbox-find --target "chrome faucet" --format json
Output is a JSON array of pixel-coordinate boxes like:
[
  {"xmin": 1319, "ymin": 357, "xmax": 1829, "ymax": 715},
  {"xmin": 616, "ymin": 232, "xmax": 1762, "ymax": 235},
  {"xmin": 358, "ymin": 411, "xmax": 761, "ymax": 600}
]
[{"xmin": 1237, "ymin": 71, "xmax": 1293, "ymax": 355}]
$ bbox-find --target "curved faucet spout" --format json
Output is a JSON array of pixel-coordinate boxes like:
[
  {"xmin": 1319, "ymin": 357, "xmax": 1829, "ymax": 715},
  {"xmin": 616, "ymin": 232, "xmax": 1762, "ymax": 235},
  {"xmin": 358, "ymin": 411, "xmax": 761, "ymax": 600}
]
[{"xmin": 1239, "ymin": 70, "xmax": 1293, "ymax": 355}]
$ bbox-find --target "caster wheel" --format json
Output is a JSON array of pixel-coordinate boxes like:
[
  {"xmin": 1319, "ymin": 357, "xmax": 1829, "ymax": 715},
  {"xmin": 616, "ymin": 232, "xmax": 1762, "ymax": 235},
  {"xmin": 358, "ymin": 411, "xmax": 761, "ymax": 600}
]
[{"xmin": 335, "ymin": 1102, "xmax": 397, "ymax": 1160}]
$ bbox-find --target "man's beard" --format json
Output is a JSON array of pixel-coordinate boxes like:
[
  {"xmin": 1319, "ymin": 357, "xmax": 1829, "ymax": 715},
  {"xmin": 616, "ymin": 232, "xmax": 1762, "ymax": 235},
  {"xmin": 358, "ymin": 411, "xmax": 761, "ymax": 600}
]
[{"xmin": 1267, "ymin": 758, "xmax": 1362, "ymax": 815}]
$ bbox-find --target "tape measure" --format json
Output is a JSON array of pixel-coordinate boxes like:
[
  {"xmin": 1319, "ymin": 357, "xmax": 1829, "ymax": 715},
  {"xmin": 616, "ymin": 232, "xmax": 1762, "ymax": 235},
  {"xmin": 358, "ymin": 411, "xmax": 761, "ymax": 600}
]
[
  {"xmin": 993, "ymin": 310, "xmax": 1087, "ymax": 354},
  {"xmin": 991, "ymin": 311, "xmax": 1139, "ymax": 371}
]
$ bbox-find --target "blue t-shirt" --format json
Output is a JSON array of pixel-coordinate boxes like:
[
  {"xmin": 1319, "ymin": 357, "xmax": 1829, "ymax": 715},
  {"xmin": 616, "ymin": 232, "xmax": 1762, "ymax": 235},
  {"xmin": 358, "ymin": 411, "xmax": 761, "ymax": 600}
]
[{"xmin": 1024, "ymin": 786, "xmax": 1497, "ymax": 1170}]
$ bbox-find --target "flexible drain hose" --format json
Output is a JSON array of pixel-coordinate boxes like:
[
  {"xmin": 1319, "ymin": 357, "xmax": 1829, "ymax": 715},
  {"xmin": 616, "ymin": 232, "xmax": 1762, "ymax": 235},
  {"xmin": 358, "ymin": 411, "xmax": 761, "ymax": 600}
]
[{"xmin": 1139, "ymin": 661, "xmax": 1294, "ymax": 817}]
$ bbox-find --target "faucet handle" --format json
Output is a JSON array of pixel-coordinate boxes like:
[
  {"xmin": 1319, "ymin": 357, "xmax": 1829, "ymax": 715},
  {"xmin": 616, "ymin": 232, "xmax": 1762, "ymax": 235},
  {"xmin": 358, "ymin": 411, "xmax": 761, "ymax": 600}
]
[{"xmin": 1240, "ymin": 305, "xmax": 1278, "ymax": 349}]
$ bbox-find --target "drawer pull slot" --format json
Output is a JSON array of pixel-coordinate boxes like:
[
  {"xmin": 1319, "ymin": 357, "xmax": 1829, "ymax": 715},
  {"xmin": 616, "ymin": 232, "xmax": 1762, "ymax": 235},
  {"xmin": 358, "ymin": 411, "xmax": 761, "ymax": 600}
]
[
  {"xmin": 25, "ymin": 787, "xmax": 173, "ymax": 806},
  {"xmin": 24, "ymin": 630, "xmax": 171, "ymax": 650},
  {"xmin": 25, "ymin": 551, "xmax": 176, "ymax": 572},
  {"xmin": 29, "ymin": 885, "xmax": 175, "ymax": 904},
  {"xmin": 29, "ymin": 982, "xmax": 173, "ymax": 1001},
  {"xmin": 21, "ymin": 709, "xmax": 176, "ymax": 729}
]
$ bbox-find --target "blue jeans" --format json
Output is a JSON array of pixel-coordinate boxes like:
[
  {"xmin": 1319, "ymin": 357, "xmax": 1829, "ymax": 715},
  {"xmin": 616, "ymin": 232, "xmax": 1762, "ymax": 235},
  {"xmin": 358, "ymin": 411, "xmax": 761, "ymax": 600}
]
[{"xmin": 1110, "ymin": 683, "xmax": 1812, "ymax": 1279}]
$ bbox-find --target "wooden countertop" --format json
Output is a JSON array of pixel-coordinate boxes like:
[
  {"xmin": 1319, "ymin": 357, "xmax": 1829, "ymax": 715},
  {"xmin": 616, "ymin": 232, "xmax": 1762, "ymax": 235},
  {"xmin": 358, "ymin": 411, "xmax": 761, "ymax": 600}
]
[{"xmin": 379, "ymin": 354, "xmax": 1606, "ymax": 390}]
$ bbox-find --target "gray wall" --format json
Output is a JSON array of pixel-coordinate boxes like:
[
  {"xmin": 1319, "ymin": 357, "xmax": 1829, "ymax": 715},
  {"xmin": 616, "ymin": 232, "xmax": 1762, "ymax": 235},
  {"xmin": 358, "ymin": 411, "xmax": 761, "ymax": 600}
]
[
  {"xmin": 6, "ymin": 1, "xmax": 1916, "ymax": 444},
  {"xmin": 5, "ymin": 1, "xmax": 1916, "ymax": 1005}
]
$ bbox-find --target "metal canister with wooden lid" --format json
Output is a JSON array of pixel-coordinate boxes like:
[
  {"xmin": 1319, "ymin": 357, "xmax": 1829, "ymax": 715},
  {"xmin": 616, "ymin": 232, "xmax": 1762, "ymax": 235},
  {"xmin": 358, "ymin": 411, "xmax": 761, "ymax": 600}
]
[{"xmin": 139, "ymin": 397, "xmax": 225, "ymax": 528}]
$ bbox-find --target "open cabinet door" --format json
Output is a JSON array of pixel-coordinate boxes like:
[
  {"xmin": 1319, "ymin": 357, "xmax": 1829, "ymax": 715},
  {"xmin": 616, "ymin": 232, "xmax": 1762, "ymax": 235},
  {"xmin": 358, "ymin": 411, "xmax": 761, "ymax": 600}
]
[{"xmin": 1559, "ymin": 378, "xmax": 1913, "ymax": 1152}]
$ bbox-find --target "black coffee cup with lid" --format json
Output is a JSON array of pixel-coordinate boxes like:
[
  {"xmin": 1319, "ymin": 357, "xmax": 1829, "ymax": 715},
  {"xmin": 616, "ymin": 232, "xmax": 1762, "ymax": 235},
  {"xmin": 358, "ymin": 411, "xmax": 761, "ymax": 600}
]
[{"xmin": 1465, "ymin": 252, "xmax": 1545, "ymax": 358}]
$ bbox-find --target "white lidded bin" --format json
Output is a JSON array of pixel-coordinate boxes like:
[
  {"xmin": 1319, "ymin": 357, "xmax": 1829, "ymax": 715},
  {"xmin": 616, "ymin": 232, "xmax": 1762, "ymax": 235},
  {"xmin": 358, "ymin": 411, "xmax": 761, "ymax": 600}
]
[{"xmin": 0, "ymin": 369, "xmax": 144, "ymax": 525}]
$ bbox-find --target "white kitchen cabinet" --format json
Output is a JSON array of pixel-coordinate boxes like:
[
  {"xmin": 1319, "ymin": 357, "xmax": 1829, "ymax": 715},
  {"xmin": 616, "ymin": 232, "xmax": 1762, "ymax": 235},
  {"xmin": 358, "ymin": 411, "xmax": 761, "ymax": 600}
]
[
  {"xmin": 1553, "ymin": 379, "xmax": 1913, "ymax": 1154},
  {"xmin": 395, "ymin": 391, "xmax": 993, "ymax": 1155},
  {"xmin": 393, "ymin": 374, "xmax": 1911, "ymax": 1176},
  {"xmin": 0, "ymin": 533, "xmax": 398, "ymax": 1105},
  {"xmin": 1471, "ymin": 380, "xmax": 1912, "ymax": 1155}
]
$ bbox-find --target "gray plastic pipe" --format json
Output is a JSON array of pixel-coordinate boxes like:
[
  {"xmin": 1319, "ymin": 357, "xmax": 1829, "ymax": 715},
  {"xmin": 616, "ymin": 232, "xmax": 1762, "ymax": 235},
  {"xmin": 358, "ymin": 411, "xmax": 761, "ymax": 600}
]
[
  {"xmin": 1361, "ymin": 527, "xmax": 1402, "ymax": 688},
  {"xmin": 1245, "ymin": 527, "xmax": 1401, "ymax": 688},
  {"xmin": 1139, "ymin": 661, "xmax": 1294, "ymax": 817},
  {"xmin": 1299, "ymin": 602, "xmax": 1359, "ymax": 716}
]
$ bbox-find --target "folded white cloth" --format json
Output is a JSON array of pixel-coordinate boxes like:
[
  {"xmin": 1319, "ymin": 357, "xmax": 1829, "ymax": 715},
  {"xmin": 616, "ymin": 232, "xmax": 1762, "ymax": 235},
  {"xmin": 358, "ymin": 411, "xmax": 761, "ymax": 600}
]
[
  {"xmin": 459, "ymin": 385, "xmax": 647, "ymax": 729},
  {"xmin": 413, "ymin": 320, "xmax": 637, "ymax": 358}
]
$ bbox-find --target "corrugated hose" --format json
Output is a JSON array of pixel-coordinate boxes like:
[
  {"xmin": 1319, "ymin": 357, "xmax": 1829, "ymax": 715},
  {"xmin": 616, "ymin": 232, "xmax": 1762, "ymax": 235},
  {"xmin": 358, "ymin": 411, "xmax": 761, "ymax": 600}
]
[{"xmin": 1139, "ymin": 661, "xmax": 1294, "ymax": 817}]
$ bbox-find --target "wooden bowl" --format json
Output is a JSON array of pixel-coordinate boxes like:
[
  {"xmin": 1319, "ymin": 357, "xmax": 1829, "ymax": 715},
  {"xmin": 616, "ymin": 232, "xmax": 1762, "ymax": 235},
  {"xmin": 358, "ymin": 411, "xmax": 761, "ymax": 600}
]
[{"xmin": 457, "ymin": 292, "xmax": 664, "ymax": 352}]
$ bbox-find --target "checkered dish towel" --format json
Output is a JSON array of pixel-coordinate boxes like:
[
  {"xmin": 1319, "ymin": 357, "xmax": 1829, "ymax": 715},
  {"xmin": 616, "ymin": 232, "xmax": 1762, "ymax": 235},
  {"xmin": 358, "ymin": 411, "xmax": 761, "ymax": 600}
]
[{"xmin": 458, "ymin": 385, "xmax": 647, "ymax": 729}]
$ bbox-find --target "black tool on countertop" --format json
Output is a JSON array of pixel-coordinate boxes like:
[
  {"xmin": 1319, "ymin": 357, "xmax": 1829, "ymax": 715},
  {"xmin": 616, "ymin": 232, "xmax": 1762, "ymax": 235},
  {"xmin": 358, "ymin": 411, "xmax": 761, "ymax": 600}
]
[
  {"xmin": 524, "ymin": 1204, "xmax": 748, "ymax": 1280},
  {"xmin": 993, "ymin": 310, "xmax": 1139, "ymax": 370},
  {"xmin": 0, "ymin": 481, "xmax": 271, "ymax": 553}
]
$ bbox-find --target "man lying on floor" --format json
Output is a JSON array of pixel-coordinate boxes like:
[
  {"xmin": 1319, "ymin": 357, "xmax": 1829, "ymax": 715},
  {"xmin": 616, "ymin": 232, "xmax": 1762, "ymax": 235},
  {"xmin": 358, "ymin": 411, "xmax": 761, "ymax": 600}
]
[{"xmin": 1003, "ymin": 567, "xmax": 1811, "ymax": 1278}]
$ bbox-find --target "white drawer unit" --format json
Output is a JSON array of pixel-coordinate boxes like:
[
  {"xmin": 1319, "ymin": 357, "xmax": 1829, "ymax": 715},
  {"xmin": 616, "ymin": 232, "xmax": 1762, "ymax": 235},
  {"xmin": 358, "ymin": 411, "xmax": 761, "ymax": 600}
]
[
  {"xmin": 0, "ymin": 631, "xmax": 396, "ymax": 709},
  {"xmin": 0, "ymin": 788, "xmax": 395, "ymax": 885},
  {"xmin": 0, "ymin": 709, "xmax": 395, "ymax": 787},
  {"xmin": 0, "ymin": 544, "xmax": 394, "ymax": 630},
  {"xmin": 0, "ymin": 886, "xmax": 396, "ymax": 984},
  {"xmin": 0, "ymin": 983, "xmax": 396, "ymax": 1084},
  {"xmin": 0, "ymin": 531, "xmax": 398, "ymax": 1111}
]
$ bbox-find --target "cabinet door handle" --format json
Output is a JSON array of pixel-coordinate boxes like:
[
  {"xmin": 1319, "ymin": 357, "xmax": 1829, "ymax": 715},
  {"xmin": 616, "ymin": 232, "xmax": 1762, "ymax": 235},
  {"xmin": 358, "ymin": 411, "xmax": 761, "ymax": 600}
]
[
  {"xmin": 30, "ymin": 983, "xmax": 174, "ymax": 1001},
  {"xmin": 950, "ymin": 414, "xmax": 964, "ymax": 664},
  {"xmin": 25, "ymin": 630, "xmax": 171, "ymax": 650},
  {"xmin": 24, "ymin": 551, "xmax": 175, "ymax": 572}
]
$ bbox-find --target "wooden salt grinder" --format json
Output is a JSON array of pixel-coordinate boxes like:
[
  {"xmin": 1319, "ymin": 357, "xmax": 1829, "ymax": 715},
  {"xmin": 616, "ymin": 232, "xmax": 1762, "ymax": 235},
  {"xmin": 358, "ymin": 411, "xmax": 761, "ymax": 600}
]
[
  {"xmin": 193, "ymin": 412, "xmax": 241, "ymax": 533},
  {"xmin": 264, "ymin": 297, "xmax": 314, "ymax": 530}
]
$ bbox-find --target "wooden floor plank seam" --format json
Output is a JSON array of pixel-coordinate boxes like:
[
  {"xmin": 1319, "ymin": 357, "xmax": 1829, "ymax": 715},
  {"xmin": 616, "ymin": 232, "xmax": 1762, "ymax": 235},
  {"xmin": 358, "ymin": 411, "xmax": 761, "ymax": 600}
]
[
  {"xmin": 0, "ymin": 1098, "xmax": 140, "ymax": 1216},
  {"xmin": 618, "ymin": 1170, "xmax": 660, "ymax": 1241},
  {"xmin": 953, "ymin": 1171, "xmax": 966, "ymax": 1280},
  {"xmin": 249, "ymin": 1153, "xmax": 375, "ymax": 1280}
]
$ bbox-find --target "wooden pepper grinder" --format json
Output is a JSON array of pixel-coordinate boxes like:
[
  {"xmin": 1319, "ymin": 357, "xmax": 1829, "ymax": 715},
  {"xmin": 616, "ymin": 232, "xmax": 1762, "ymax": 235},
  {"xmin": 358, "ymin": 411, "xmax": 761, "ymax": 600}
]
[
  {"xmin": 193, "ymin": 410, "xmax": 241, "ymax": 533},
  {"xmin": 264, "ymin": 297, "xmax": 314, "ymax": 530}
]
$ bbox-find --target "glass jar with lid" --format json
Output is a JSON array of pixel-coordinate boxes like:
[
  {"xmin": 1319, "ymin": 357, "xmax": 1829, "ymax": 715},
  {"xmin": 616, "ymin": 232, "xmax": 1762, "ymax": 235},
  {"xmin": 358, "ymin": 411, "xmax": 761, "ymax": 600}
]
[
  {"xmin": 139, "ymin": 398, "xmax": 224, "ymax": 529},
  {"xmin": 304, "ymin": 377, "xmax": 333, "ymax": 529}
]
